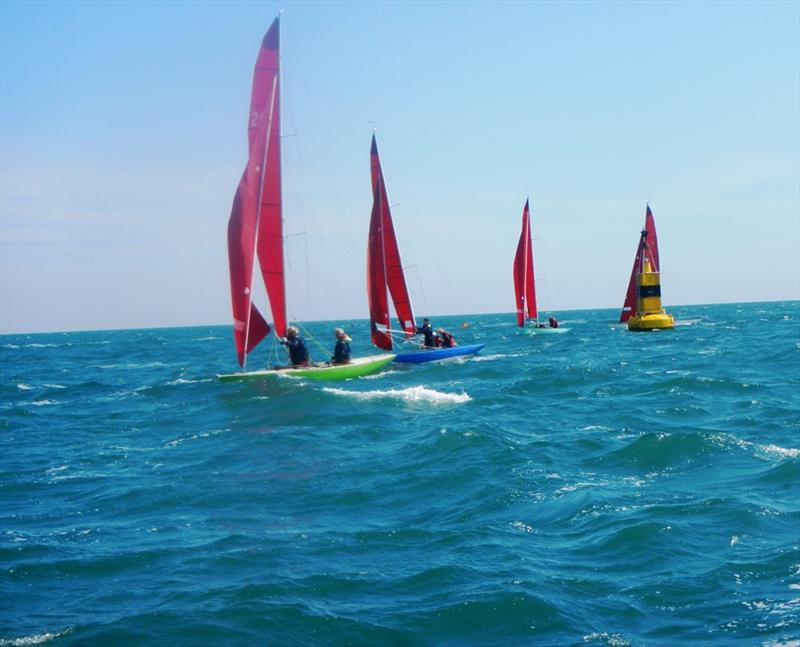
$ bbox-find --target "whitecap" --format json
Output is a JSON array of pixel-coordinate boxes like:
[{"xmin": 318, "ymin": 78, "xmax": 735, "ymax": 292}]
[
  {"xmin": 30, "ymin": 400, "xmax": 58, "ymax": 407},
  {"xmin": 0, "ymin": 629, "xmax": 72, "ymax": 646},
  {"xmin": 759, "ymin": 443, "xmax": 800, "ymax": 459},
  {"xmin": 322, "ymin": 385, "xmax": 471, "ymax": 405},
  {"xmin": 43, "ymin": 384, "xmax": 66, "ymax": 389},
  {"xmin": 26, "ymin": 343, "xmax": 57, "ymax": 348},
  {"xmin": 3, "ymin": 344, "xmax": 20, "ymax": 349},
  {"xmin": 166, "ymin": 377, "xmax": 213, "ymax": 385},
  {"xmin": 16, "ymin": 384, "xmax": 33, "ymax": 391}
]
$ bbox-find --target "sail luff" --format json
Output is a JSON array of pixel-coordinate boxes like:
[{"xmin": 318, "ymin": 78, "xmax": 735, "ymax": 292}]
[{"xmin": 370, "ymin": 136, "xmax": 416, "ymax": 335}]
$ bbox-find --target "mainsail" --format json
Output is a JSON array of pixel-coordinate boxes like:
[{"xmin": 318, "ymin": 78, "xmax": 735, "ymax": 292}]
[
  {"xmin": 620, "ymin": 205, "xmax": 660, "ymax": 322},
  {"xmin": 367, "ymin": 135, "xmax": 416, "ymax": 350},
  {"xmin": 513, "ymin": 199, "xmax": 537, "ymax": 326},
  {"xmin": 227, "ymin": 18, "xmax": 286, "ymax": 367}
]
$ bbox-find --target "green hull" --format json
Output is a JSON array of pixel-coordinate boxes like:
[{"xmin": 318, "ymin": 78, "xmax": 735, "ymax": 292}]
[{"xmin": 218, "ymin": 354, "xmax": 395, "ymax": 382}]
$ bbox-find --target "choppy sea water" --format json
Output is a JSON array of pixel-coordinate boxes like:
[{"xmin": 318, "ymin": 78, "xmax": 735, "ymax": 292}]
[{"xmin": 1, "ymin": 301, "xmax": 798, "ymax": 646}]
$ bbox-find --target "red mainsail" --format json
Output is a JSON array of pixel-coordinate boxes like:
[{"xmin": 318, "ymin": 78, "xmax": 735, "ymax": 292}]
[
  {"xmin": 620, "ymin": 205, "xmax": 660, "ymax": 322},
  {"xmin": 227, "ymin": 18, "xmax": 286, "ymax": 366},
  {"xmin": 513, "ymin": 199, "xmax": 537, "ymax": 326},
  {"xmin": 369, "ymin": 135, "xmax": 416, "ymax": 338},
  {"xmin": 367, "ymin": 180, "xmax": 392, "ymax": 350}
]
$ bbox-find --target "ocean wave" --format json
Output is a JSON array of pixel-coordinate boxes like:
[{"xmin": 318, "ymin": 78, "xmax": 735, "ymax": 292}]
[
  {"xmin": 322, "ymin": 385, "xmax": 471, "ymax": 405},
  {"xmin": 16, "ymin": 383, "xmax": 33, "ymax": 391},
  {"xmin": 30, "ymin": 400, "xmax": 58, "ymax": 407}
]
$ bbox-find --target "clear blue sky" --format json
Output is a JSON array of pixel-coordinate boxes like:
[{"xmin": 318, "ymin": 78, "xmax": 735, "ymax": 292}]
[{"xmin": 1, "ymin": 0, "xmax": 798, "ymax": 333}]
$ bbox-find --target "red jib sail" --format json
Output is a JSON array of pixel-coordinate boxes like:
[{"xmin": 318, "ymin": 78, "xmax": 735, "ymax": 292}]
[
  {"xmin": 370, "ymin": 135, "xmax": 416, "ymax": 338},
  {"xmin": 227, "ymin": 18, "xmax": 286, "ymax": 366},
  {"xmin": 513, "ymin": 199, "xmax": 537, "ymax": 326},
  {"xmin": 620, "ymin": 205, "xmax": 660, "ymax": 322}
]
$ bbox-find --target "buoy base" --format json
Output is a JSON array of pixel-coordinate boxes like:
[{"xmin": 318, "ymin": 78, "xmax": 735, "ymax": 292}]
[{"xmin": 627, "ymin": 312, "xmax": 674, "ymax": 331}]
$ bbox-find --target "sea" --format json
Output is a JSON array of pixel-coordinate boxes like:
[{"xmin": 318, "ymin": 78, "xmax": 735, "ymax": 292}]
[{"xmin": 1, "ymin": 301, "xmax": 798, "ymax": 646}]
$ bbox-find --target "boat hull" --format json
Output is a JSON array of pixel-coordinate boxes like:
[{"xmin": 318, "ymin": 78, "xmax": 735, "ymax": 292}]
[
  {"xmin": 393, "ymin": 343, "xmax": 485, "ymax": 364},
  {"xmin": 627, "ymin": 313, "xmax": 674, "ymax": 331},
  {"xmin": 218, "ymin": 354, "xmax": 395, "ymax": 382}
]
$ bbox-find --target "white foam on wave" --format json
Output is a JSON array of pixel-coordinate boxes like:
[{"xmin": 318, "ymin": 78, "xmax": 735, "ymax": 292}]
[
  {"xmin": 166, "ymin": 377, "xmax": 213, "ymax": 385},
  {"xmin": 3, "ymin": 344, "xmax": 20, "ymax": 349},
  {"xmin": 43, "ymin": 383, "xmax": 66, "ymax": 389},
  {"xmin": 323, "ymin": 385, "xmax": 471, "ymax": 405},
  {"xmin": 0, "ymin": 629, "xmax": 71, "ymax": 646},
  {"xmin": 715, "ymin": 434, "xmax": 800, "ymax": 461},
  {"xmin": 26, "ymin": 343, "xmax": 58, "ymax": 349},
  {"xmin": 759, "ymin": 443, "xmax": 800, "ymax": 459},
  {"xmin": 30, "ymin": 400, "xmax": 58, "ymax": 407},
  {"xmin": 16, "ymin": 384, "xmax": 33, "ymax": 391}
]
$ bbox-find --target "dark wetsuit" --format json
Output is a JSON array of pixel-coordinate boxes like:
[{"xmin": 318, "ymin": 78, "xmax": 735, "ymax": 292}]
[
  {"xmin": 332, "ymin": 339, "xmax": 351, "ymax": 364},
  {"xmin": 282, "ymin": 336, "xmax": 309, "ymax": 366},
  {"xmin": 416, "ymin": 322, "xmax": 435, "ymax": 348},
  {"xmin": 548, "ymin": 317, "xmax": 559, "ymax": 329}
]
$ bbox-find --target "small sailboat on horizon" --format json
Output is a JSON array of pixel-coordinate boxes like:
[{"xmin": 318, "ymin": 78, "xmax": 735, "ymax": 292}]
[
  {"xmin": 513, "ymin": 198, "xmax": 568, "ymax": 335},
  {"xmin": 620, "ymin": 205, "xmax": 674, "ymax": 331},
  {"xmin": 366, "ymin": 135, "xmax": 485, "ymax": 363},
  {"xmin": 219, "ymin": 18, "xmax": 395, "ymax": 381}
]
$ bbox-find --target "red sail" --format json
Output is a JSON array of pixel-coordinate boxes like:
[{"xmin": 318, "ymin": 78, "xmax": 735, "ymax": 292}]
[
  {"xmin": 367, "ymin": 180, "xmax": 392, "ymax": 350},
  {"xmin": 254, "ymin": 21, "xmax": 286, "ymax": 339},
  {"xmin": 226, "ymin": 18, "xmax": 285, "ymax": 366},
  {"xmin": 513, "ymin": 199, "xmax": 537, "ymax": 326},
  {"xmin": 370, "ymin": 136, "xmax": 416, "ymax": 336},
  {"xmin": 620, "ymin": 205, "xmax": 660, "ymax": 322}
]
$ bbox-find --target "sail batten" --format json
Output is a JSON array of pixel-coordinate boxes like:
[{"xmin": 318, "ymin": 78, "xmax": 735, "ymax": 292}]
[
  {"xmin": 227, "ymin": 17, "xmax": 285, "ymax": 366},
  {"xmin": 513, "ymin": 199, "xmax": 537, "ymax": 327}
]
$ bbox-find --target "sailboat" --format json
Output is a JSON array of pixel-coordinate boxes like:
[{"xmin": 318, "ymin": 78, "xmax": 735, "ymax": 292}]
[
  {"xmin": 513, "ymin": 198, "xmax": 568, "ymax": 334},
  {"xmin": 620, "ymin": 205, "xmax": 674, "ymax": 331},
  {"xmin": 366, "ymin": 135, "xmax": 485, "ymax": 364},
  {"xmin": 219, "ymin": 18, "xmax": 395, "ymax": 381}
]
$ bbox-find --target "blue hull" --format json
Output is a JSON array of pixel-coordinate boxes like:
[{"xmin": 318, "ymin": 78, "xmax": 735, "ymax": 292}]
[{"xmin": 393, "ymin": 343, "xmax": 486, "ymax": 364}]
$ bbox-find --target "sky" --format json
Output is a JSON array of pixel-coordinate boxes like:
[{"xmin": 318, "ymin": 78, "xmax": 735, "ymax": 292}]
[{"xmin": 1, "ymin": 0, "xmax": 798, "ymax": 334}]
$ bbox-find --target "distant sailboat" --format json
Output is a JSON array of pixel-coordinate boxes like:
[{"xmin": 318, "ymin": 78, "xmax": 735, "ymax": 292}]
[
  {"xmin": 366, "ymin": 135, "xmax": 485, "ymax": 363},
  {"xmin": 513, "ymin": 199, "xmax": 567, "ymax": 334},
  {"xmin": 620, "ymin": 205, "xmax": 674, "ymax": 331},
  {"xmin": 220, "ymin": 18, "xmax": 395, "ymax": 381}
]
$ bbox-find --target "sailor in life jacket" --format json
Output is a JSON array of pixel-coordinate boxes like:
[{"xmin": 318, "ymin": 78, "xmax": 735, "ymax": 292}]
[
  {"xmin": 280, "ymin": 326, "xmax": 310, "ymax": 367},
  {"xmin": 437, "ymin": 328, "xmax": 457, "ymax": 348},
  {"xmin": 548, "ymin": 316, "xmax": 559, "ymax": 329},
  {"xmin": 331, "ymin": 328, "xmax": 352, "ymax": 365}
]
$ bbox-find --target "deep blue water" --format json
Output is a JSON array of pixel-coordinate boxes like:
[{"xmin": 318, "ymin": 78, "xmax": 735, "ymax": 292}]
[{"xmin": 2, "ymin": 301, "xmax": 799, "ymax": 645}]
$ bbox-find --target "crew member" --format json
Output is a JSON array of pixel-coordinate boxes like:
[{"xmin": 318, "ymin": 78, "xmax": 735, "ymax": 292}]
[
  {"xmin": 437, "ymin": 328, "xmax": 457, "ymax": 347},
  {"xmin": 280, "ymin": 326, "xmax": 310, "ymax": 367},
  {"xmin": 548, "ymin": 316, "xmax": 559, "ymax": 329},
  {"xmin": 331, "ymin": 328, "xmax": 352, "ymax": 365},
  {"xmin": 416, "ymin": 318, "xmax": 435, "ymax": 348}
]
